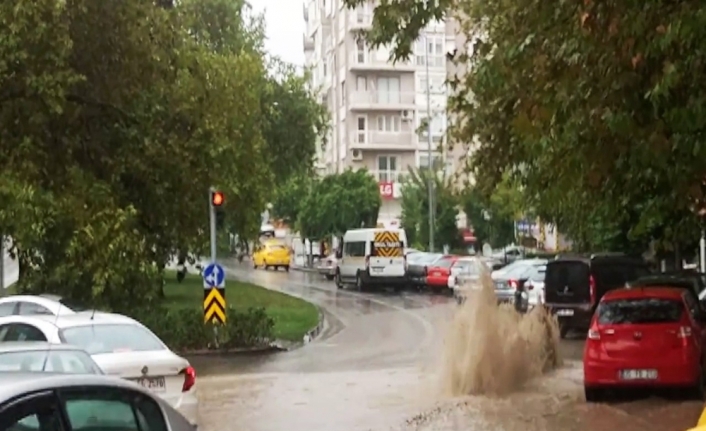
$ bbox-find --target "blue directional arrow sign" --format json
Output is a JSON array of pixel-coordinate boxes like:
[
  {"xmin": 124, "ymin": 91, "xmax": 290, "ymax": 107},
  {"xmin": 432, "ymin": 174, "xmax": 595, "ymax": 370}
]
[{"xmin": 202, "ymin": 263, "xmax": 225, "ymax": 288}]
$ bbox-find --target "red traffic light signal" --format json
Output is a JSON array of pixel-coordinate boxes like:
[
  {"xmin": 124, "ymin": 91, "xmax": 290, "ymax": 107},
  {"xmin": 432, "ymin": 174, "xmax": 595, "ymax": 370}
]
[{"xmin": 211, "ymin": 191, "xmax": 224, "ymax": 207}]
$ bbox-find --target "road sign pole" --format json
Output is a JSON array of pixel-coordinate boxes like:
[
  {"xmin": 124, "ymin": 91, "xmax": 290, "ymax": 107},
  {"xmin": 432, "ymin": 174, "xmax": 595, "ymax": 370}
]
[{"xmin": 208, "ymin": 187, "xmax": 217, "ymax": 262}]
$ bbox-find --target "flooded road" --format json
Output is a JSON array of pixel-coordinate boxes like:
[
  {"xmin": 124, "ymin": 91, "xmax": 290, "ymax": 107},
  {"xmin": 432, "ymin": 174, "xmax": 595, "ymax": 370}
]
[{"xmin": 191, "ymin": 264, "xmax": 703, "ymax": 431}]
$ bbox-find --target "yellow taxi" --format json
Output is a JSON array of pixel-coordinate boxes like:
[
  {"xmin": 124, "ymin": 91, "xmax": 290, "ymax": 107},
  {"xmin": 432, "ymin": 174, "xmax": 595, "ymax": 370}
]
[
  {"xmin": 252, "ymin": 240, "xmax": 291, "ymax": 271},
  {"xmin": 686, "ymin": 409, "xmax": 706, "ymax": 431}
]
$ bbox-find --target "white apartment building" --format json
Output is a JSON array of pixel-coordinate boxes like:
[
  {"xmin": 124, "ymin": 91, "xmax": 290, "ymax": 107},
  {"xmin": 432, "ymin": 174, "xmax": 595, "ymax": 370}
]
[{"xmin": 303, "ymin": 0, "xmax": 460, "ymax": 227}]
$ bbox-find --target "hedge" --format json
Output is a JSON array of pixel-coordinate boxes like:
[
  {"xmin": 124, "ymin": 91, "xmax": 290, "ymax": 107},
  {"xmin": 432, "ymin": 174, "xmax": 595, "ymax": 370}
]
[{"xmin": 130, "ymin": 306, "xmax": 275, "ymax": 352}]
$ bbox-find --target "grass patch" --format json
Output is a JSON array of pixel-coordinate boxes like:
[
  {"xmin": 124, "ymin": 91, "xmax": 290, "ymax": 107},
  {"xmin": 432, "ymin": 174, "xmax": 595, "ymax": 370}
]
[{"xmin": 162, "ymin": 270, "xmax": 319, "ymax": 342}]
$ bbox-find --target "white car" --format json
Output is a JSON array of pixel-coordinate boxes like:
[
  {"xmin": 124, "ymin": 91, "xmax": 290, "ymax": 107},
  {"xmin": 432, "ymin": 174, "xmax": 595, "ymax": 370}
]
[
  {"xmin": 0, "ymin": 312, "xmax": 198, "ymax": 424},
  {"xmin": 0, "ymin": 294, "xmax": 82, "ymax": 317}
]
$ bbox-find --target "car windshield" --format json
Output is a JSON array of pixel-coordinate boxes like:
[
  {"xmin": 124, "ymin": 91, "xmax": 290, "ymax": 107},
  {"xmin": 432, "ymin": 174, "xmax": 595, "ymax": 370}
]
[
  {"xmin": 495, "ymin": 260, "xmax": 534, "ymax": 274},
  {"xmin": 60, "ymin": 324, "xmax": 165, "ymax": 355},
  {"xmin": 267, "ymin": 244, "xmax": 286, "ymax": 251},
  {"xmin": 454, "ymin": 261, "xmax": 480, "ymax": 275},
  {"xmin": 504, "ymin": 264, "xmax": 537, "ymax": 278},
  {"xmin": 598, "ymin": 298, "xmax": 683, "ymax": 324},
  {"xmin": 0, "ymin": 349, "xmax": 102, "ymax": 374},
  {"xmin": 434, "ymin": 257, "xmax": 455, "ymax": 269},
  {"xmin": 419, "ymin": 254, "xmax": 442, "ymax": 264}
]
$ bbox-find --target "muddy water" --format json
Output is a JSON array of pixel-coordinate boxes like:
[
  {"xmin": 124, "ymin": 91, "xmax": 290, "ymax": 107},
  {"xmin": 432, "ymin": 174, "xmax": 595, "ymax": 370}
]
[{"xmin": 193, "ymin": 264, "xmax": 703, "ymax": 431}]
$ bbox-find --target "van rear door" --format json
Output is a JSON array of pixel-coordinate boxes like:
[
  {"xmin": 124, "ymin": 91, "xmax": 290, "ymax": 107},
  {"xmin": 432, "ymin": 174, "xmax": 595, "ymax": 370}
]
[
  {"xmin": 369, "ymin": 231, "xmax": 405, "ymax": 277},
  {"xmin": 544, "ymin": 261, "xmax": 591, "ymax": 305}
]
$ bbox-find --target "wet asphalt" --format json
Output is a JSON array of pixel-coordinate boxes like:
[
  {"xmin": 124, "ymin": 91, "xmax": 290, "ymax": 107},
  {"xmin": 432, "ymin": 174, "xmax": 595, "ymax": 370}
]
[{"xmin": 190, "ymin": 263, "xmax": 704, "ymax": 431}]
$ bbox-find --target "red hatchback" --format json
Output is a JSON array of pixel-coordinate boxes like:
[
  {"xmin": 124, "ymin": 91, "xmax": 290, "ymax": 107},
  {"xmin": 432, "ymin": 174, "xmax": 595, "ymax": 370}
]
[
  {"xmin": 425, "ymin": 255, "xmax": 459, "ymax": 293},
  {"xmin": 583, "ymin": 287, "xmax": 706, "ymax": 402}
]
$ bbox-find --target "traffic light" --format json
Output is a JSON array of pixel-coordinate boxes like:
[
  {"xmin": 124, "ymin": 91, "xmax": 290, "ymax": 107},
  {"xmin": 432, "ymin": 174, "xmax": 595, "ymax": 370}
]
[{"xmin": 210, "ymin": 190, "xmax": 224, "ymax": 207}]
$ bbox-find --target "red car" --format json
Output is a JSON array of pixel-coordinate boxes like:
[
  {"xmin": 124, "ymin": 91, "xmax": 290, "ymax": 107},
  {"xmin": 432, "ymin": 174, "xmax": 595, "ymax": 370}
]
[
  {"xmin": 425, "ymin": 255, "xmax": 460, "ymax": 293},
  {"xmin": 583, "ymin": 286, "xmax": 706, "ymax": 402}
]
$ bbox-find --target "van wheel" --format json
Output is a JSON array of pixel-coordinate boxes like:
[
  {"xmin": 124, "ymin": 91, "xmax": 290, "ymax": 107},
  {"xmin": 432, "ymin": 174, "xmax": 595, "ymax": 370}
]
[
  {"xmin": 356, "ymin": 272, "xmax": 365, "ymax": 292},
  {"xmin": 253, "ymin": 262, "xmax": 258, "ymax": 269},
  {"xmin": 584, "ymin": 386, "xmax": 602, "ymax": 403},
  {"xmin": 335, "ymin": 270, "xmax": 343, "ymax": 289},
  {"xmin": 284, "ymin": 265, "xmax": 290, "ymax": 272}
]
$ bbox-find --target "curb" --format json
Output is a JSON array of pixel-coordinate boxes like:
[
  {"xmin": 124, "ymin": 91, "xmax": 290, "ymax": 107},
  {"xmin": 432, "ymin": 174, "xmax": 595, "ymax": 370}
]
[
  {"xmin": 291, "ymin": 265, "xmax": 319, "ymax": 273},
  {"xmin": 302, "ymin": 308, "xmax": 325, "ymax": 344},
  {"xmin": 181, "ymin": 344, "xmax": 286, "ymax": 356}
]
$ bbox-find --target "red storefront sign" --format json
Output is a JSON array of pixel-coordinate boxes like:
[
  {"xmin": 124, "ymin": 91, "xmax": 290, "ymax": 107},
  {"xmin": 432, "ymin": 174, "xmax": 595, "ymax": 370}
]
[{"xmin": 379, "ymin": 182, "xmax": 393, "ymax": 198}]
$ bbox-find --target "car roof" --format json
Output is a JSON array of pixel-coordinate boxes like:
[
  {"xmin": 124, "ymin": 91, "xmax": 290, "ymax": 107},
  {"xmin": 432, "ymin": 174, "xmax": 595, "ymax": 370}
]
[
  {"xmin": 0, "ymin": 295, "xmax": 64, "ymax": 307},
  {"xmin": 0, "ymin": 372, "xmax": 149, "ymax": 403},
  {"xmin": 6, "ymin": 312, "xmax": 138, "ymax": 329},
  {"xmin": 552, "ymin": 253, "xmax": 644, "ymax": 263},
  {"xmin": 603, "ymin": 286, "xmax": 686, "ymax": 301},
  {"xmin": 0, "ymin": 342, "xmax": 86, "ymax": 353}
]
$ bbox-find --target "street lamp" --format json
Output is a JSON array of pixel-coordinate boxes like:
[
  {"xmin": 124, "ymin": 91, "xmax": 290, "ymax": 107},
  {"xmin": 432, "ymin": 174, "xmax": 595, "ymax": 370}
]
[{"xmin": 424, "ymin": 32, "xmax": 435, "ymax": 252}]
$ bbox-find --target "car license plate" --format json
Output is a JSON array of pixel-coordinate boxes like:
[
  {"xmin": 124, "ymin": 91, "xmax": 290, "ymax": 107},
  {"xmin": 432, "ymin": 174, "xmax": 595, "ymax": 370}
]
[
  {"xmin": 620, "ymin": 369, "xmax": 658, "ymax": 380},
  {"xmin": 372, "ymin": 267, "xmax": 383, "ymax": 273},
  {"xmin": 556, "ymin": 309, "xmax": 574, "ymax": 316},
  {"xmin": 134, "ymin": 376, "xmax": 166, "ymax": 392},
  {"xmin": 432, "ymin": 272, "xmax": 440, "ymax": 276}
]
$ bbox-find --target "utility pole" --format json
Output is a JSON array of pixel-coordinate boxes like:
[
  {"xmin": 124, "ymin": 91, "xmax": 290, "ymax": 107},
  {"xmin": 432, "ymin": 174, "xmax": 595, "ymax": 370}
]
[
  {"xmin": 0, "ymin": 234, "xmax": 4, "ymax": 291},
  {"xmin": 424, "ymin": 32, "xmax": 435, "ymax": 252}
]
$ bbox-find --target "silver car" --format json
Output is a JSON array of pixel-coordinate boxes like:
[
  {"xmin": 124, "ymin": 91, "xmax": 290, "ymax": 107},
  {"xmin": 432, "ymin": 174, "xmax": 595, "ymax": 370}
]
[
  {"xmin": 0, "ymin": 312, "xmax": 198, "ymax": 424},
  {"xmin": 0, "ymin": 373, "xmax": 195, "ymax": 431},
  {"xmin": 316, "ymin": 254, "xmax": 338, "ymax": 280},
  {"xmin": 0, "ymin": 342, "xmax": 102, "ymax": 374}
]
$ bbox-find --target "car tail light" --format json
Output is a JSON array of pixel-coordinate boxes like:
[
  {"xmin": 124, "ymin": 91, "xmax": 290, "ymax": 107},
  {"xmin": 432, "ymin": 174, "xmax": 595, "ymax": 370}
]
[
  {"xmin": 180, "ymin": 366, "xmax": 196, "ymax": 392},
  {"xmin": 587, "ymin": 328, "xmax": 601, "ymax": 340},
  {"xmin": 508, "ymin": 279, "xmax": 519, "ymax": 290},
  {"xmin": 589, "ymin": 275, "xmax": 596, "ymax": 306}
]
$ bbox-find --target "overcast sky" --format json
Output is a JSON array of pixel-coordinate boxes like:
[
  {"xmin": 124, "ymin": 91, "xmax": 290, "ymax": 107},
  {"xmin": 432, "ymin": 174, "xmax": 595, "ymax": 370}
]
[{"xmin": 250, "ymin": 0, "xmax": 305, "ymax": 66}]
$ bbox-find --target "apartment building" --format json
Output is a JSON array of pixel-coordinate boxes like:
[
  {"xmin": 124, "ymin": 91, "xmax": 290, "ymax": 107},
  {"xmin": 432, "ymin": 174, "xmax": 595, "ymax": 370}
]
[{"xmin": 303, "ymin": 0, "xmax": 461, "ymax": 227}]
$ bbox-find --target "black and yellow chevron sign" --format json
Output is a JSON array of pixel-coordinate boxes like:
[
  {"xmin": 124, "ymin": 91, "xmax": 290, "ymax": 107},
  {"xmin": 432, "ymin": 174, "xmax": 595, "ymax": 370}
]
[
  {"xmin": 203, "ymin": 287, "xmax": 226, "ymax": 324},
  {"xmin": 372, "ymin": 231, "xmax": 403, "ymax": 257}
]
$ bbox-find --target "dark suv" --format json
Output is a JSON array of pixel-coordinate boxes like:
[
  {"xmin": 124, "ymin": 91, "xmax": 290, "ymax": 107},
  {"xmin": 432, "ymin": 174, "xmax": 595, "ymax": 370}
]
[{"xmin": 544, "ymin": 253, "xmax": 650, "ymax": 338}]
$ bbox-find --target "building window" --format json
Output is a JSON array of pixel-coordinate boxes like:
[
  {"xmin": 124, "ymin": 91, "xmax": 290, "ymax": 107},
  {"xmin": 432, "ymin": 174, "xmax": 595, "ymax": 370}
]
[
  {"xmin": 356, "ymin": 75, "xmax": 367, "ymax": 91},
  {"xmin": 418, "ymin": 153, "xmax": 443, "ymax": 170},
  {"xmin": 415, "ymin": 36, "xmax": 444, "ymax": 67},
  {"xmin": 376, "ymin": 76, "xmax": 400, "ymax": 103},
  {"xmin": 376, "ymin": 115, "xmax": 400, "ymax": 132},
  {"xmin": 356, "ymin": 39, "xmax": 366, "ymax": 63},
  {"xmin": 356, "ymin": 116, "xmax": 367, "ymax": 143},
  {"xmin": 341, "ymin": 81, "xmax": 346, "ymax": 106},
  {"xmin": 377, "ymin": 155, "xmax": 398, "ymax": 182}
]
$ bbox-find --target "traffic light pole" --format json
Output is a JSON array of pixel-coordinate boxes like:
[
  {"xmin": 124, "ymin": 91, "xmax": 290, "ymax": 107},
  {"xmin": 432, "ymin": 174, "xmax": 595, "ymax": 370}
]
[{"xmin": 209, "ymin": 187, "xmax": 217, "ymax": 262}]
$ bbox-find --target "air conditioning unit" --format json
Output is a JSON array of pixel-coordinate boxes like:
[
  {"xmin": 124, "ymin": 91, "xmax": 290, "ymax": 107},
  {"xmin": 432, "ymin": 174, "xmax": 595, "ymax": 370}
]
[
  {"xmin": 401, "ymin": 110, "xmax": 412, "ymax": 121},
  {"xmin": 351, "ymin": 149, "xmax": 363, "ymax": 161}
]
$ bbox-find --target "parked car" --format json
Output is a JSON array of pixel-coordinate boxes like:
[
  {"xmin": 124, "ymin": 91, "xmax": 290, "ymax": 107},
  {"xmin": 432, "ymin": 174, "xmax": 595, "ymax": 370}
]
[
  {"xmin": 405, "ymin": 253, "xmax": 442, "ymax": 289},
  {"xmin": 425, "ymin": 255, "xmax": 461, "ymax": 294},
  {"xmin": 0, "ymin": 342, "xmax": 102, "ymax": 374},
  {"xmin": 0, "ymin": 294, "xmax": 86, "ymax": 318},
  {"xmin": 252, "ymin": 239, "xmax": 291, "ymax": 271},
  {"xmin": 630, "ymin": 273, "xmax": 706, "ymax": 311},
  {"xmin": 584, "ymin": 286, "xmax": 706, "ymax": 402},
  {"xmin": 316, "ymin": 253, "xmax": 338, "ymax": 280},
  {"xmin": 0, "ymin": 373, "xmax": 195, "ymax": 431},
  {"xmin": 0, "ymin": 312, "xmax": 198, "ymax": 425},
  {"xmin": 449, "ymin": 258, "xmax": 485, "ymax": 303},
  {"xmin": 492, "ymin": 259, "xmax": 547, "ymax": 308},
  {"xmin": 544, "ymin": 253, "xmax": 650, "ymax": 338}
]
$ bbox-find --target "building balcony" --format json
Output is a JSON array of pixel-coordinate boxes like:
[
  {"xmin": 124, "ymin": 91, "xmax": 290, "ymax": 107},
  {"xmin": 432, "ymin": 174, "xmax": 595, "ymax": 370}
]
[
  {"xmin": 349, "ymin": 91, "xmax": 416, "ymax": 111},
  {"xmin": 349, "ymin": 131, "xmax": 416, "ymax": 151},
  {"xmin": 348, "ymin": 52, "xmax": 415, "ymax": 72},
  {"xmin": 303, "ymin": 34, "xmax": 314, "ymax": 51}
]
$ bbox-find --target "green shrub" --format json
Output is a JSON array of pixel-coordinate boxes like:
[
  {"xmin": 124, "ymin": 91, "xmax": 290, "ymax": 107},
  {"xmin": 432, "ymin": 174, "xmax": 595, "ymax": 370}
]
[{"xmin": 130, "ymin": 306, "xmax": 274, "ymax": 352}]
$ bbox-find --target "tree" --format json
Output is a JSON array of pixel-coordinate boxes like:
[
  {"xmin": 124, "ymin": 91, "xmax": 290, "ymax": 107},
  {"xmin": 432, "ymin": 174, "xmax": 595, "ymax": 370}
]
[
  {"xmin": 261, "ymin": 62, "xmax": 330, "ymax": 183},
  {"xmin": 0, "ymin": 0, "xmax": 272, "ymax": 308},
  {"xmin": 296, "ymin": 169, "xmax": 381, "ymax": 256},
  {"xmin": 400, "ymin": 168, "xmax": 461, "ymax": 250},
  {"xmin": 271, "ymin": 174, "xmax": 313, "ymax": 227},
  {"xmin": 343, "ymin": 0, "xmax": 706, "ymax": 256}
]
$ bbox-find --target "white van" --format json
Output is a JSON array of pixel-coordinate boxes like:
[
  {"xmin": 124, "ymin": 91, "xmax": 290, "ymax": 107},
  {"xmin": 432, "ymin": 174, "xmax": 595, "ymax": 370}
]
[{"xmin": 335, "ymin": 228, "xmax": 408, "ymax": 291}]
